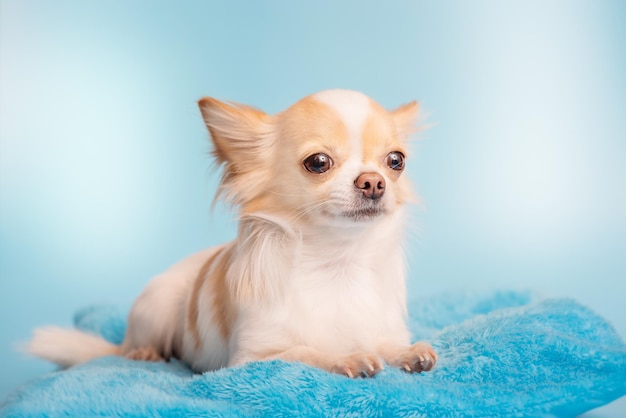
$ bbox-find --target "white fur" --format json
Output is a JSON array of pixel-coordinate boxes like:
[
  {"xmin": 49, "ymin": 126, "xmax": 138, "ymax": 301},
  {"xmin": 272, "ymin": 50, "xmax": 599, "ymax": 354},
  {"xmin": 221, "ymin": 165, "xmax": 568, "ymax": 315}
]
[
  {"xmin": 229, "ymin": 210, "xmax": 410, "ymax": 366},
  {"xmin": 121, "ymin": 248, "xmax": 220, "ymax": 363},
  {"xmin": 27, "ymin": 90, "xmax": 436, "ymax": 378},
  {"xmin": 313, "ymin": 89, "xmax": 370, "ymax": 158},
  {"xmin": 27, "ymin": 327, "xmax": 119, "ymax": 368}
]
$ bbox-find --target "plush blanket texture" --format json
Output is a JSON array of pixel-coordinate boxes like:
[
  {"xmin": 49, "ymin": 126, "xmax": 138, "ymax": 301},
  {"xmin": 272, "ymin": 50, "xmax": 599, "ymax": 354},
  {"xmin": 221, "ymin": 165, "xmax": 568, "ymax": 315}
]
[{"xmin": 2, "ymin": 291, "xmax": 625, "ymax": 417}]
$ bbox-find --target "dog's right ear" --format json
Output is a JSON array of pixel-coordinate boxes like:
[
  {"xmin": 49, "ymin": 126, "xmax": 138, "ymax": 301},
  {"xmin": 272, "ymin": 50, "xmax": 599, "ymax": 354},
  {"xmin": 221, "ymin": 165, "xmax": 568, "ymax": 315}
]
[
  {"xmin": 198, "ymin": 98, "xmax": 272, "ymax": 164},
  {"xmin": 198, "ymin": 97, "xmax": 274, "ymax": 205}
]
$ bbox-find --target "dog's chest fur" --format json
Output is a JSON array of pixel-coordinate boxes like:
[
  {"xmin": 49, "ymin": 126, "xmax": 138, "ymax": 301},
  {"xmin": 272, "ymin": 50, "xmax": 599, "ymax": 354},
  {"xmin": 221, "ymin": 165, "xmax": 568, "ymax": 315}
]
[{"xmin": 230, "ymin": 215, "xmax": 410, "ymax": 363}]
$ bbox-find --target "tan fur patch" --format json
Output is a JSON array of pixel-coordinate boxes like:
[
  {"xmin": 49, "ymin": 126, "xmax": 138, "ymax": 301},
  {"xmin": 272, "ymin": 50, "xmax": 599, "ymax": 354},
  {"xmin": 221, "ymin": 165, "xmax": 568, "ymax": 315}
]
[
  {"xmin": 207, "ymin": 247, "xmax": 235, "ymax": 341},
  {"xmin": 237, "ymin": 96, "xmax": 355, "ymax": 216},
  {"xmin": 277, "ymin": 96, "xmax": 351, "ymax": 166},
  {"xmin": 187, "ymin": 248, "xmax": 224, "ymax": 350},
  {"xmin": 197, "ymin": 97, "xmax": 273, "ymax": 206},
  {"xmin": 198, "ymin": 97, "xmax": 270, "ymax": 165},
  {"xmin": 361, "ymin": 100, "xmax": 406, "ymax": 167}
]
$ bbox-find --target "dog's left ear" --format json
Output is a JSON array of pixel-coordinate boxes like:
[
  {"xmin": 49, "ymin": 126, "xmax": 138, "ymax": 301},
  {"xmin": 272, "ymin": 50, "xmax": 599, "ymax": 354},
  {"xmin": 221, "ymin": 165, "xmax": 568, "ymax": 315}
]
[
  {"xmin": 391, "ymin": 101, "xmax": 420, "ymax": 139},
  {"xmin": 198, "ymin": 97, "xmax": 274, "ymax": 205}
]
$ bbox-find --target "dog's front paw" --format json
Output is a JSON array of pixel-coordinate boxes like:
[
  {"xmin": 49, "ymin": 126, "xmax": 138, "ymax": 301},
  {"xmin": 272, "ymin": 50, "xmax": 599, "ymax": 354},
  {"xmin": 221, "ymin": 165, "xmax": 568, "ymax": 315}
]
[
  {"xmin": 331, "ymin": 352, "xmax": 384, "ymax": 378},
  {"xmin": 394, "ymin": 342, "xmax": 438, "ymax": 373}
]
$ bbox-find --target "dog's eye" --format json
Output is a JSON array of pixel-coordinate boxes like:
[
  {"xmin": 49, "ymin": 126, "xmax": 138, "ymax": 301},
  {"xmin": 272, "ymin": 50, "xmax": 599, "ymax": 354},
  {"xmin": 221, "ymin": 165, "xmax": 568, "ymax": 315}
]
[
  {"xmin": 303, "ymin": 153, "xmax": 333, "ymax": 174},
  {"xmin": 386, "ymin": 151, "xmax": 405, "ymax": 171}
]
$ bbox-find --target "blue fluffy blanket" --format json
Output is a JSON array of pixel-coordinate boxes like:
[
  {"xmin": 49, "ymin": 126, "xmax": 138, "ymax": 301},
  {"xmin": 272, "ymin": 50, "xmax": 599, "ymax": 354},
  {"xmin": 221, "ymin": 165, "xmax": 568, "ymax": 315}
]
[{"xmin": 3, "ymin": 291, "xmax": 625, "ymax": 417}]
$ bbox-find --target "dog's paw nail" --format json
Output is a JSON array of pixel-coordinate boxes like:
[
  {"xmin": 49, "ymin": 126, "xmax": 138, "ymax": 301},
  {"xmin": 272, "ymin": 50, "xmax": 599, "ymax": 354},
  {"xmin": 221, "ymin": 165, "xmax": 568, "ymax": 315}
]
[
  {"xmin": 344, "ymin": 367, "xmax": 354, "ymax": 378},
  {"xmin": 419, "ymin": 355, "xmax": 435, "ymax": 371}
]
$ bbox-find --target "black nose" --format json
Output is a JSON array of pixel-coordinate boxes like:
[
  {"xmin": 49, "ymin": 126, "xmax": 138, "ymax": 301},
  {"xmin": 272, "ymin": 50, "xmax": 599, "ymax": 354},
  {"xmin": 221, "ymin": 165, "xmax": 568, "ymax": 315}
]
[{"xmin": 354, "ymin": 172, "xmax": 386, "ymax": 200}]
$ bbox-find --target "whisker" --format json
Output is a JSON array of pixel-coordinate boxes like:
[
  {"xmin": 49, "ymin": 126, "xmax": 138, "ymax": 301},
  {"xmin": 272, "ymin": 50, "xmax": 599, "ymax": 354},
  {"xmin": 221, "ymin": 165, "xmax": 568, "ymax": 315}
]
[{"xmin": 289, "ymin": 200, "xmax": 334, "ymax": 223}]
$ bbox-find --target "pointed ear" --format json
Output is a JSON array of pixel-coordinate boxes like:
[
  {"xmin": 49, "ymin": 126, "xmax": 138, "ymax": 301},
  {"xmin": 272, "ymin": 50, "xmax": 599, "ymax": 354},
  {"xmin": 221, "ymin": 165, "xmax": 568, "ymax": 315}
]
[
  {"xmin": 198, "ymin": 97, "xmax": 271, "ymax": 164},
  {"xmin": 198, "ymin": 97, "xmax": 274, "ymax": 205},
  {"xmin": 390, "ymin": 100, "xmax": 420, "ymax": 139}
]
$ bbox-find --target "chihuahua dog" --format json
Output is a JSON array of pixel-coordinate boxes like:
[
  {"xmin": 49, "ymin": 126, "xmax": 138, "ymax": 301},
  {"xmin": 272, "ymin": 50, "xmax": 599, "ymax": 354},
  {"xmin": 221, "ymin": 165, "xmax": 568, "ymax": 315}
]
[{"xmin": 28, "ymin": 89, "xmax": 437, "ymax": 378}]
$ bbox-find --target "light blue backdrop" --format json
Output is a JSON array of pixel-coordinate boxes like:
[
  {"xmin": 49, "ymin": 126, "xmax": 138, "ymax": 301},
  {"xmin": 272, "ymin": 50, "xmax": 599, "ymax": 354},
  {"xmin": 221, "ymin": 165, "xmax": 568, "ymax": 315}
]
[{"xmin": 1, "ymin": 0, "xmax": 624, "ymax": 413}]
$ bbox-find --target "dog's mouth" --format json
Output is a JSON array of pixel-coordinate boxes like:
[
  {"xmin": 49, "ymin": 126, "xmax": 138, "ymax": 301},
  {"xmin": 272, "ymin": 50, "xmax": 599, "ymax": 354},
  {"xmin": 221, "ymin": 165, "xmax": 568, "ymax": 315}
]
[{"xmin": 340, "ymin": 207, "xmax": 385, "ymax": 221}]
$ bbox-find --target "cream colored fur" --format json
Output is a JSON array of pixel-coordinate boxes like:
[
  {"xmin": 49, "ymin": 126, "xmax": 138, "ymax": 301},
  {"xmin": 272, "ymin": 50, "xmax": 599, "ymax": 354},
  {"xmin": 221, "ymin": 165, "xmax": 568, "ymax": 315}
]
[{"xmin": 28, "ymin": 89, "xmax": 437, "ymax": 378}]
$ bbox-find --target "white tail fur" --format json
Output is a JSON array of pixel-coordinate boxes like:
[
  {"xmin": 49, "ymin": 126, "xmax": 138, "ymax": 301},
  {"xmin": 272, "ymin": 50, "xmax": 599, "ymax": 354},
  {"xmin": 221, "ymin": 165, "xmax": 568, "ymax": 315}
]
[{"xmin": 27, "ymin": 327, "xmax": 120, "ymax": 368}]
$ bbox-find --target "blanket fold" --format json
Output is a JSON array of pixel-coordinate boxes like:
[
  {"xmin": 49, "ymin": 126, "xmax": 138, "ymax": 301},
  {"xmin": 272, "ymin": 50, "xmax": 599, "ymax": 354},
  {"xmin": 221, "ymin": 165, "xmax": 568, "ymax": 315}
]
[{"xmin": 3, "ymin": 291, "xmax": 625, "ymax": 417}]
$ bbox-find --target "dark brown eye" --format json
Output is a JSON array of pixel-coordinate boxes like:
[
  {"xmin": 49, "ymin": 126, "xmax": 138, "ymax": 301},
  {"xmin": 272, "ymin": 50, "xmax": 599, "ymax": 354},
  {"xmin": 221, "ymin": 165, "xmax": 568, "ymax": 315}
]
[
  {"xmin": 303, "ymin": 153, "xmax": 333, "ymax": 174},
  {"xmin": 386, "ymin": 151, "xmax": 405, "ymax": 171}
]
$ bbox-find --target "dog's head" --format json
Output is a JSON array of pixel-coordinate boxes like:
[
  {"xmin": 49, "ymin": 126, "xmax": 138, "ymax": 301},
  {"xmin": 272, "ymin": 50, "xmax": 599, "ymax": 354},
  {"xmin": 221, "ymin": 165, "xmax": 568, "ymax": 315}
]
[{"xmin": 198, "ymin": 89, "xmax": 418, "ymax": 228}]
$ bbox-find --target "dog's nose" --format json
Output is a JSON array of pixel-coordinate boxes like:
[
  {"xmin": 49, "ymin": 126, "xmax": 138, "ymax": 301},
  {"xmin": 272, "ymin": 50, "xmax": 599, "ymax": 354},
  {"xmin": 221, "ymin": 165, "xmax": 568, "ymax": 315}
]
[{"xmin": 355, "ymin": 172, "xmax": 386, "ymax": 200}]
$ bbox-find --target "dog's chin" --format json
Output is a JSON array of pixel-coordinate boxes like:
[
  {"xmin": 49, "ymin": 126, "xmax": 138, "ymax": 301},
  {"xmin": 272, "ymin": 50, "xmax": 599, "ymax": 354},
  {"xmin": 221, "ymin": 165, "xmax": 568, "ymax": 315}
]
[{"xmin": 340, "ymin": 207, "xmax": 385, "ymax": 222}]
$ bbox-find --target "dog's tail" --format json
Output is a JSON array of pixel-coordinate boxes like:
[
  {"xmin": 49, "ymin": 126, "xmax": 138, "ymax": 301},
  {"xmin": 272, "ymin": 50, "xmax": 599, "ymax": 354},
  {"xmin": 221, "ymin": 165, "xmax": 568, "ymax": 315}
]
[{"xmin": 26, "ymin": 327, "xmax": 120, "ymax": 368}]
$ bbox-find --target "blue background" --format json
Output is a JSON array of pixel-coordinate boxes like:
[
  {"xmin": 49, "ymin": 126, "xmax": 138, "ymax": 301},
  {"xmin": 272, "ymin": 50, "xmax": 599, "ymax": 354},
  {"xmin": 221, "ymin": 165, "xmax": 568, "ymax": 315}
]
[{"xmin": 1, "ymin": 0, "xmax": 624, "ymax": 414}]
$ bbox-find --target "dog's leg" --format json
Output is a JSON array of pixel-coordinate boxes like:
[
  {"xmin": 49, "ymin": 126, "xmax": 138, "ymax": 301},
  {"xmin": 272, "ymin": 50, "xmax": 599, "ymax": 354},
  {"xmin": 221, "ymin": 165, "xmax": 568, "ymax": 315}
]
[
  {"xmin": 378, "ymin": 342, "xmax": 437, "ymax": 373},
  {"xmin": 262, "ymin": 346, "xmax": 384, "ymax": 378}
]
